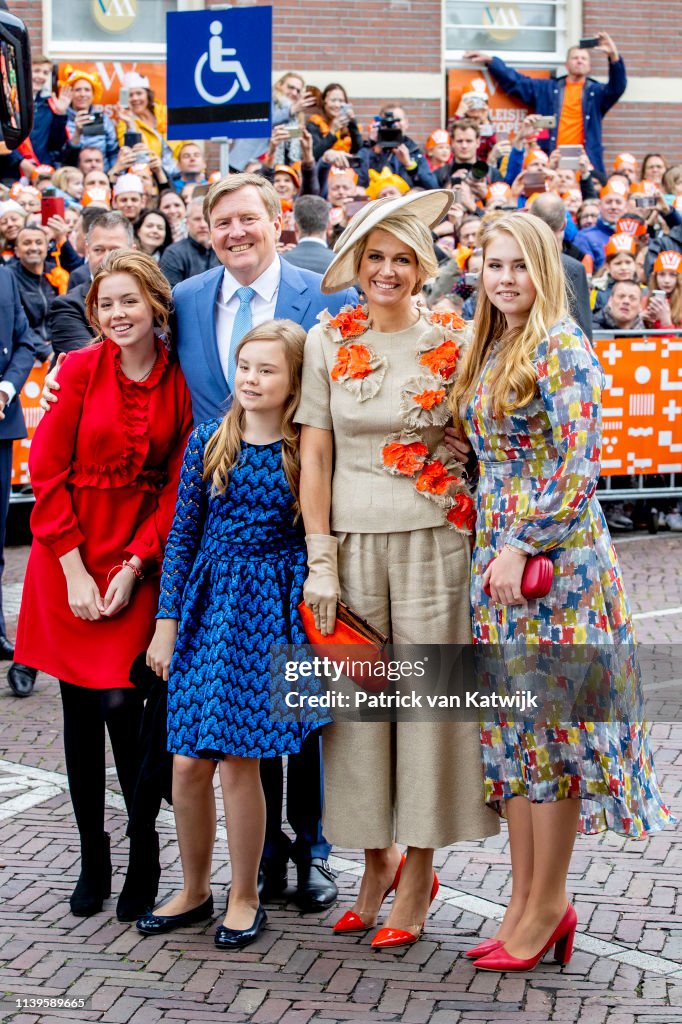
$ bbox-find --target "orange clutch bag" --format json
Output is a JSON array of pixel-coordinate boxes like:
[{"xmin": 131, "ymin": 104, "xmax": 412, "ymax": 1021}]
[{"xmin": 297, "ymin": 600, "xmax": 389, "ymax": 692}]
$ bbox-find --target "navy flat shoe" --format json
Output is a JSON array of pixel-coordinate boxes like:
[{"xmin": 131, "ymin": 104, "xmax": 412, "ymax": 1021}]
[
  {"xmin": 136, "ymin": 893, "xmax": 213, "ymax": 935},
  {"xmin": 214, "ymin": 904, "xmax": 267, "ymax": 950}
]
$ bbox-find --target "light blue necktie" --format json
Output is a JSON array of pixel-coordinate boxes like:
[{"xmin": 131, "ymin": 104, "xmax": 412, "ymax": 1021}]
[{"xmin": 228, "ymin": 285, "xmax": 255, "ymax": 393}]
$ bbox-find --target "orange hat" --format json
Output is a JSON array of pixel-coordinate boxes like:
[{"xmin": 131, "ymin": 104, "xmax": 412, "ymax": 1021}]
[
  {"xmin": 613, "ymin": 153, "xmax": 638, "ymax": 172},
  {"xmin": 329, "ymin": 165, "xmax": 358, "ymax": 185},
  {"xmin": 454, "ymin": 245, "xmax": 473, "ymax": 270},
  {"xmin": 426, "ymin": 129, "xmax": 450, "ymax": 151},
  {"xmin": 616, "ymin": 216, "xmax": 647, "ymax": 238},
  {"xmin": 523, "ymin": 150, "xmax": 545, "ymax": 170},
  {"xmin": 629, "ymin": 180, "xmax": 657, "ymax": 196},
  {"xmin": 9, "ymin": 183, "xmax": 40, "ymax": 200},
  {"xmin": 653, "ymin": 250, "xmax": 682, "ymax": 274},
  {"xmin": 365, "ymin": 166, "xmax": 409, "ymax": 200},
  {"xmin": 81, "ymin": 187, "xmax": 111, "ymax": 208},
  {"xmin": 601, "ymin": 180, "xmax": 628, "ymax": 199},
  {"xmin": 30, "ymin": 164, "xmax": 55, "ymax": 183},
  {"xmin": 58, "ymin": 65, "xmax": 104, "ymax": 105},
  {"xmin": 274, "ymin": 164, "xmax": 301, "ymax": 189},
  {"xmin": 605, "ymin": 234, "xmax": 637, "ymax": 258},
  {"xmin": 486, "ymin": 181, "xmax": 512, "ymax": 203}
]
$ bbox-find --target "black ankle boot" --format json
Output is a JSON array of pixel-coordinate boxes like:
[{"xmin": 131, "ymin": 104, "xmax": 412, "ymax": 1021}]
[
  {"xmin": 70, "ymin": 832, "xmax": 112, "ymax": 917},
  {"xmin": 116, "ymin": 830, "xmax": 161, "ymax": 922}
]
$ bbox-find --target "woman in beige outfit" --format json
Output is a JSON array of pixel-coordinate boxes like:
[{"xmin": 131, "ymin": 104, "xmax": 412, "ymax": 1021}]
[{"xmin": 295, "ymin": 191, "xmax": 498, "ymax": 948}]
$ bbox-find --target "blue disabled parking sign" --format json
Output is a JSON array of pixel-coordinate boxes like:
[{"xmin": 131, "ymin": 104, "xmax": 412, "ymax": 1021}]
[{"xmin": 166, "ymin": 6, "xmax": 272, "ymax": 140}]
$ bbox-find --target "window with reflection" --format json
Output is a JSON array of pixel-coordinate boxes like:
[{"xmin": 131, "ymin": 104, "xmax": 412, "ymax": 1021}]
[{"xmin": 445, "ymin": 1, "xmax": 567, "ymax": 60}]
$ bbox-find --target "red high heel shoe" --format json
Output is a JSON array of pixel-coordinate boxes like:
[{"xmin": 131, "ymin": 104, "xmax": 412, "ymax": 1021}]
[
  {"xmin": 474, "ymin": 904, "xmax": 577, "ymax": 972},
  {"xmin": 371, "ymin": 871, "xmax": 439, "ymax": 949},
  {"xmin": 333, "ymin": 854, "xmax": 406, "ymax": 933},
  {"xmin": 464, "ymin": 937, "xmax": 503, "ymax": 959}
]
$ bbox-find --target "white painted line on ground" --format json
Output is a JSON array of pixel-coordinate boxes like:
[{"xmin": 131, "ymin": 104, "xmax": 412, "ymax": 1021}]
[
  {"xmin": 1, "ymin": 761, "xmax": 680, "ymax": 978},
  {"xmin": 614, "ymin": 533, "xmax": 682, "ymax": 545},
  {"xmin": 633, "ymin": 606, "xmax": 682, "ymax": 620}
]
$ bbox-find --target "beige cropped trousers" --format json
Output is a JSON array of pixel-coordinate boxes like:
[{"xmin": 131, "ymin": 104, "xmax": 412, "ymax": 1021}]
[{"xmin": 322, "ymin": 526, "xmax": 499, "ymax": 849}]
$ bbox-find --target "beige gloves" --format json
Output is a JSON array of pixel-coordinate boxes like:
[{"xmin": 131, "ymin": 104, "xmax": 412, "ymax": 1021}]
[{"xmin": 303, "ymin": 534, "xmax": 340, "ymax": 636}]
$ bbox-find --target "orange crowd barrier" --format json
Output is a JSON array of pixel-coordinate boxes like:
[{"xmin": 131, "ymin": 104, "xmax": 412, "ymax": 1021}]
[
  {"xmin": 11, "ymin": 361, "xmax": 49, "ymax": 489},
  {"xmin": 593, "ymin": 332, "xmax": 682, "ymax": 477}
]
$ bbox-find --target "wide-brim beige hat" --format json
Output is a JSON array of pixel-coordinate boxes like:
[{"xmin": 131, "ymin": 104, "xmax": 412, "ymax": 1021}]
[{"xmin": 321, "ymin": 188, "xmax": 454, "ymax": 294}]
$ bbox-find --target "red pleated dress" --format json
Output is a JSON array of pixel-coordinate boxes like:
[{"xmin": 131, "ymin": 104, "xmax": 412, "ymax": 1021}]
[{"xmin": 15, "ymin": 337, "xmax": 193, "ymax": 689}]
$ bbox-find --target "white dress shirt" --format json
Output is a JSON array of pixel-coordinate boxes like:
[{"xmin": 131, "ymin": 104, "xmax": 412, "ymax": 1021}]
[{"xmin": 215, "ymin": 257, "xmax": 281, "ymax": 385}]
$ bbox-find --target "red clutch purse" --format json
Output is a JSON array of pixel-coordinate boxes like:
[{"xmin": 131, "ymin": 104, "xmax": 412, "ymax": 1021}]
[
  {"xmin": 483, "ymin": 553, "xmax": 553, "ymax": 600},
  {"xmin": 297, "ymin": 600, "xmax": 389, "ymax": 692}
]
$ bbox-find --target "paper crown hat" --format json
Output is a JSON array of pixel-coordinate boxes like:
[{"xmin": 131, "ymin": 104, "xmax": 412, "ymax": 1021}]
[
  {"xmin": 616, "ymin": 216, "xmax": 648, "ymax": 237},
  {"xmin": 328, "ymin": 165, "xmax": 358, "ymax": 185},
  {"xmin": 601, "ymin": 179, "xmax": 628, "ymax": 198},
  {"xmin": 605, "ymin": 233, "xmax": 637, "ymax": 257},
  {"xmin": 426, "ymin": 129, "xmax": 450, "ymax": 150},
  {"xmin": 486, "ymin": 181, "xmax": 512, "ymax": 202},
  {"xmin": 613, "ymin": 152, "xmax": 638, "ymax": 171},
  {"xmin": 653, "ymin": 250, "xmax": 682, "ymax": 274}
]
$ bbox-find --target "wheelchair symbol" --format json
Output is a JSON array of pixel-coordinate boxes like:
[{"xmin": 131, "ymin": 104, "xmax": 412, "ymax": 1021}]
[{"xmin": 194, "ymin": 20, "xmax": 251, "ymax": 104}]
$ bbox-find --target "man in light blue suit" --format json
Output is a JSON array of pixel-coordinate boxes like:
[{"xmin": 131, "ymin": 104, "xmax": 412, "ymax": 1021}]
[{"xmin": 169, "ymin": 174, "xmax": 357, "ymax": 922}]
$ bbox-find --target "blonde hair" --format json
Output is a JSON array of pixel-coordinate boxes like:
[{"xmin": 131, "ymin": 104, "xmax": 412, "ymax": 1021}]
[
  {"xmin": 352, "ymin": 213, "xmax": 439, "ymax": 295},
  {"xmin": 52, "ymin": 166, "xmax": 82, "ymax": 192},
  {"xmin": 85, "ymin": 248, "xmax": 172, "ymax": 341},
  {"xmin": 202, "ymin": 320, "xmax": 306, "ymax": 515},
  {"xmin": 649, "ymin": 268, "xmax": 682, "ymax": 327},
  {"xmin": 203, "ymin": 172, "xmax": 281, "ymax": 224},
  {"xmin": 449, "ymin": 213, "xmax": 568, "ymax": 421}
]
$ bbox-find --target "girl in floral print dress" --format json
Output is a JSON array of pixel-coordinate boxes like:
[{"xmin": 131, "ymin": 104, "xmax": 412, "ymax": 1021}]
[
  {"xmin": 449, "ymin": 213, "xmax": 674, "ymax": 973},
  {"xmin": 296, "ymin": 191, "xmax": 498, "ymax": 951}
]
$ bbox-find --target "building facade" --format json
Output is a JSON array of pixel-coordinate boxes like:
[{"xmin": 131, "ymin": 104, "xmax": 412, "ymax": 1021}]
[{"xmin": 15, "ymin": 0, "xmax": 682, "ymax": 169}]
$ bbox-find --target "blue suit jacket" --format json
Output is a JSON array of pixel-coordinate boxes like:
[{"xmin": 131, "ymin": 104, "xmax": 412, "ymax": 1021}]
[
  {"xmin": 173, "ymin": 259, "xmax": 357, "ymax": 425},
  {"xmin": 0, "ymin": 269, "xmax": 36, "ymax": 442}
]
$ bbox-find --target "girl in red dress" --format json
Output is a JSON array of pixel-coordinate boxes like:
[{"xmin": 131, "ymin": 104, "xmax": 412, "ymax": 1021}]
[{"xmin": 15, "ymin": 250, "xmax": 193, "ymax": 921}]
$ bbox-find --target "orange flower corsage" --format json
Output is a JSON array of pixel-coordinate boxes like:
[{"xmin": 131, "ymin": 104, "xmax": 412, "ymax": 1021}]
[
  {"xmin": 381, "ymin": 435, "xmax": 429, "ymax": 477},
  {"xmin": 419, "ymin": 339, "xmax": 461, "ymax": 381},
  {"xmin": 399, "ymin": 374, "xmax": 450, "ymax": 429},
  {"xmin": 331, "ymin": 344, "xmax": 374, "ymax": 381},
  {"xmin": 446, "ymin": 492, "xmax": 476, "ymax": 532},
  {"xmin": 429, "ymin": 310, "xmax": 467, "ymax": 330},
  {"xmin": 415, "ymin": 459, "xmax": 458, "ymax": 495},
  {"xmin": 327, "ymin": 305, "xmax": 369, "ymax": 339}
]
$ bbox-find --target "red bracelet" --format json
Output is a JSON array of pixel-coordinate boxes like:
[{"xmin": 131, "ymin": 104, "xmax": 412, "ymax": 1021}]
[{"xmin": 107, "ymin": 560, "xmax": 145, "ymax": 583}]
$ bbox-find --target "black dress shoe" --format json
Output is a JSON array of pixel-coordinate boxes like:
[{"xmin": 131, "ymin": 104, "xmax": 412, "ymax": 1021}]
[
  {"xmin": 214, "ymin": 905, "xmax": 267, "ymax": 950},
  {"xmin": 136, "ymin": 893, "xmax": 213, "ymax": 935},
  {"xmin": 0, "ymin": 635, "xmax": 14, "ymax": 660},
  {"xmin": 257, "ymin": 860, "xmax": 288, "ymax": 902},
  {"xmin": 292, "ymin": 858, "xmax": 338, "ymax": 913},
  {"xmin": 7, "ymin": 663, "xmax": 36, "ymax": 697}
]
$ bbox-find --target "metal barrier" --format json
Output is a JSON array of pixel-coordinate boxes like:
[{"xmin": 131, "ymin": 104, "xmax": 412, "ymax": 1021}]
[{"xmin": 593, "ymin": 329, "xmax": 682, "ymax": 502}]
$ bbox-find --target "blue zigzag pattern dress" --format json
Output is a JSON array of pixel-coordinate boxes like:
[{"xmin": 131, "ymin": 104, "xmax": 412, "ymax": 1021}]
[{"xmin": 161, "ymin": 421, "xmax": 324, "ymax": 759}]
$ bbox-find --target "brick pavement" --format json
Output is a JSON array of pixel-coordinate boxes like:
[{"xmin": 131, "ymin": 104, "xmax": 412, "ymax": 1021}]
[{"xmin": 0, "ymin": 535, "xmax": 680, "ymax": 1024}]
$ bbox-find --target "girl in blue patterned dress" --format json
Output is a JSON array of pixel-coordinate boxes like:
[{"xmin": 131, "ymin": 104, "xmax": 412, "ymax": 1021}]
[
  {"xmin": 449, "ymin": 214, "xmax": 674, "ymax": 973},
  {"xmin": 141, "ymin": 320, "xmax": 325, "ymax": 950}
]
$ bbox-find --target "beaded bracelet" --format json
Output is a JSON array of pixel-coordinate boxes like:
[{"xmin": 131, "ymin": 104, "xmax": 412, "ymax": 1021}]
[{"xmin": 107, "ymin": 559, "xmax": 145, "ymax": 583}]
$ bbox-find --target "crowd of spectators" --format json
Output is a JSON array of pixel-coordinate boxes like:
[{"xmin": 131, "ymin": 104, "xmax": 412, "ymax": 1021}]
[{"xmin": 1, "ymin": 43, "xmax": 681, "ymax": 536}]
